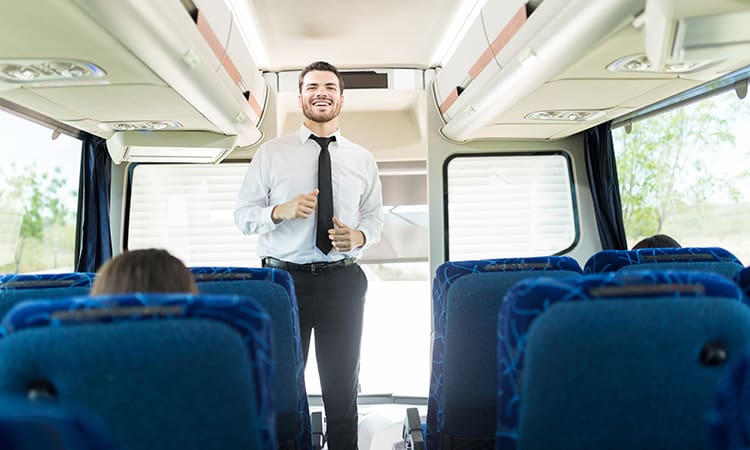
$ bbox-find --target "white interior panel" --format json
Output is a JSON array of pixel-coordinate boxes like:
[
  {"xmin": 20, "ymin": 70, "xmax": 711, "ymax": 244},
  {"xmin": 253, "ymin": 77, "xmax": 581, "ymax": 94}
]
[
  {"xmin": 481, "ymin": 0, "xmax": 527, "ymax": 64},
  {"xmin": 193, "ymin": 0, "xmax": 233, "ymax": 61},
  {"xmin": 28, "ymin": 85, "xmax": 213, "ymax": 123},
  {"xmin": 500, "ymin": 79, "xmax": 672, "ymax": 118},
  {"xmin": 616, "ymin": 78, "xmax": 701, "ymax": 108},
  {"xmin": 465, "ymin": 123, "xmax": 574, "ymax": 140},
  {"xmin": 0, "ymin": 89, "xmax": 89, "ymax": 122},
  {"xmin": 226, "ymin": 21, "xmax": 267, "ymax": 117},
  {"xmin": 244, "ymin": 0, "xmax": 466, "ymax": 70},
  {"xmin": 434, "ymin": 18, "xmax": 490, "ymax": 120}
]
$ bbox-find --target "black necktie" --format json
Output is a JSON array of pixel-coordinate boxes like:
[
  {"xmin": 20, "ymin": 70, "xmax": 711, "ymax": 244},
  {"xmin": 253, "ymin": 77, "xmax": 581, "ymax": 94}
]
[{"xmin": 311, "ymin": 135, "xmax": 336, "ymax": 254}]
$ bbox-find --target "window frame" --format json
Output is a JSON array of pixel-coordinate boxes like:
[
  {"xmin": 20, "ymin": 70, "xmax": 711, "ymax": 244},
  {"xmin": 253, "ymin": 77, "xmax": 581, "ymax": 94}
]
[
  {"xmin": 442, "ymin": 150, "xmax": 580, "ymax": 261},
  {"xmin": 0, "ymin": 100, "xmax": 84, "ymax": 273}
]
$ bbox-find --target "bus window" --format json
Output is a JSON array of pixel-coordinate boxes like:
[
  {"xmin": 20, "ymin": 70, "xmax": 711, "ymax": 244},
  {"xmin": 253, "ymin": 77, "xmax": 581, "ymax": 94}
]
[
  {"xmin": 0, "ymin": 109, "xmax": 81, "ymax": 273},
  {"xmin": 613, "ymin": 90, "xmax": 750, "ymax": 261},
  {"xmin": 126, "ymin": 163, "xmax": 259, "ymax": 266},
  {"xmin": 445, "ymin": 153, "xmax": 578, "ymax": 260},
  {"xmin": 127, "ymin": 161, "xmax": 432, "ymax": 398}
]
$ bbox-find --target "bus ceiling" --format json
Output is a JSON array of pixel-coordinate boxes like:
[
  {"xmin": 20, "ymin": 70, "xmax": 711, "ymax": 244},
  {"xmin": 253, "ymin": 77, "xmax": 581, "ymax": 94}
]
[{"xmin": 0, "ymin": 0, "xmax": 749, "ymax": 162}]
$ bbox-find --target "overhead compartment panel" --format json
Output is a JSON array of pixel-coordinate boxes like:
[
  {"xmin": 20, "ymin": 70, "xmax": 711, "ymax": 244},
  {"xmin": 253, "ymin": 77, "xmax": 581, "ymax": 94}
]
[
  {"xmin": 438, "ymin": 0, "xmax": 643, "ymax": 142},
  {"xmin": 434, "ymin": 18, "xmax": 489, "ymax": 121},
  {"xmin": 0, "ymin": 0, "xmax": 268, "ymax": 163}
]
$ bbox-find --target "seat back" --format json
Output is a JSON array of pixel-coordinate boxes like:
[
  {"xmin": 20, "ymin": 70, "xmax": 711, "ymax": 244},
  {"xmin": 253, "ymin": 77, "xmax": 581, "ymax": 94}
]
[
  {"xmin": 518, "ymin": 297, "xmax": 750, "ymax": 450},
  {"xmin": 584, "ymin": 247, "xmax": 743, "ymax": 279},
  {"xmin": 707, "ymin": 346, "xmax": 750, "ymax": 450},
  {"xmin": 428, "ymin": 256, "xmax": 582, "ymax": 450},
  {"xmin": 734, "ymin": 266, "xmax": 750, "ymax": 300},
  {"xmin": 0, "ymin": 293, "xmax": 275, "ymax": 450},
  {"xmin": 498, "ymin": 270, "xmax": 745, "ymax": 450},
  {"xmin": 191, "ymin": 266, "xmax": 310, "ymax": 450},
  {"xmin": 0, "ymin": 397, "xmax": 115, "ymax": 450},
  {"xmin": 0, "ymin": 273, "xmax": 94, "ymax": 318}
]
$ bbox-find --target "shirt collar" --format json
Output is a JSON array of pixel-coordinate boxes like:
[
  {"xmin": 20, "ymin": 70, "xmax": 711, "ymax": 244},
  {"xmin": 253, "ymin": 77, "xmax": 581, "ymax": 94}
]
[{"xmin": 298, "ymin": 124, "xmax": 342, "ymax": 144}]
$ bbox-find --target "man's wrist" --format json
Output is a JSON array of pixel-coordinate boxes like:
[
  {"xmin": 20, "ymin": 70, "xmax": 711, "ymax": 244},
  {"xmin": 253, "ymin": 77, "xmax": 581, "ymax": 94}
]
[{"xmin": 271, "ymin": 205, "xmax": 282, "ymax": 224}]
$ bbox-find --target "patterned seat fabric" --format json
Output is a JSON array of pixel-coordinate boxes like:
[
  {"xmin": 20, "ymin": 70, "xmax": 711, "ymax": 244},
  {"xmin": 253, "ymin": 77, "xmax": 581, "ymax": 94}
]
[
  {"xmin": 734, "ymin": 266, "xmax": 750, "ymax": 301},
  {"xmin": 497, "ymin": 270, "xmax": 745, "ymax": 450},
  {"xmin": 584, "ymin": 247, "xmax": 744, "ymax": 279},
  {"xmin": 191, "ymin": 266, "xmax": 310, "ymax": 450},
  {"xmin": 0, "ymin": 292, "xmax": 276, "ymax": 450},
  {"xmin": 428, "ymin": 256, "xmax": 582, "ymax": 450},
  {"xmin": 707, "ymin": 346, "xmax": 750, "ymax": 450},
  {"xmin": 0, "ymin": 273, "xmax": 95, "ymax": 319},
  {"xmin": 0, "ymin": 397, "xmax": 115, "ymax": 450}
]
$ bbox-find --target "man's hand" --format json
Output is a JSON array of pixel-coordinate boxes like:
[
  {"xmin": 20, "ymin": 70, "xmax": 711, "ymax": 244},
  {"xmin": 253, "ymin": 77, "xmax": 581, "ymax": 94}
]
[
  {"xmin": 329, "ymin": 217, "xmax": 365, "ymax": 251},
  {"xmin": 272, "ymin": 189, "xmax": 319, "ymax": 223}
]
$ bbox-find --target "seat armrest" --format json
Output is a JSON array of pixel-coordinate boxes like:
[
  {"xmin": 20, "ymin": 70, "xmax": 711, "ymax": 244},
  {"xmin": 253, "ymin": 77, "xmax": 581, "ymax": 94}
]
[
  {"xmin": 402, "ymin": 407, "xmax": 424, "ymax": 450},
  {"xmin": 311, "ymin": 411, "xmax": 325, "ymax": 450}
]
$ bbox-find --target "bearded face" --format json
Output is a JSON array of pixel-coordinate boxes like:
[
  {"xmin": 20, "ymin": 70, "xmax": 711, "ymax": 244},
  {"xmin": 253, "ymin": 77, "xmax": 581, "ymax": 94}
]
[{"xmin": 299, "ymin": 70, "xmax": 344, "ymax": 124}]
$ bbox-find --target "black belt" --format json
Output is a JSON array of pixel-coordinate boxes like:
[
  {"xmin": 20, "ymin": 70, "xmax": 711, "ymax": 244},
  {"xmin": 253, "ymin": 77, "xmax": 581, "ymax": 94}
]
[{"xmin": 263, "ymin": 257, "xmax": 357, "ymax": 274}]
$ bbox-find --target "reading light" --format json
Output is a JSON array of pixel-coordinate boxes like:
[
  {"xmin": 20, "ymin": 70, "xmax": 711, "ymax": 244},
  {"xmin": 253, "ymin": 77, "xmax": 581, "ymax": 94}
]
[
  {"xmin": 607, "ymin": 54, "xmax": 652, "ymax": 72},
  {"xmin": 0, "ymin": 59, "xmax": 105, "ymax": 83},
  {"xmin": 525, "ymin": 110, "xmax": 604, "ymax": 121},
  {"xmin": 106, "ymin": 131, "xmax": 238, "ymax": 164},
  {"xmin": 607, "ymin": 54, "xmax": 713, "ymax": 73},
  {"xmin": 664, "ymin": 61, "xmax": 710, "ymax": 73},
  {"xmin": 98, "ymin": 121, "xmax": 183, "ymax": 132}
]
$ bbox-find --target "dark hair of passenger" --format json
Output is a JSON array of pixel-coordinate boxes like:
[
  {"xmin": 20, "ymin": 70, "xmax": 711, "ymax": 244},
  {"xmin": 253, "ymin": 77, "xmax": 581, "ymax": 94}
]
[
  {"xmin": 298, "ymin": 61, "xmax": 345, "ymax": 94},
  {"xmin": 631, "ymin": 234, "xmax": 682, "ymax": 250},
  {"xmin": 91, "ymin": 248, "xmax": 197, "ymax": 295}
]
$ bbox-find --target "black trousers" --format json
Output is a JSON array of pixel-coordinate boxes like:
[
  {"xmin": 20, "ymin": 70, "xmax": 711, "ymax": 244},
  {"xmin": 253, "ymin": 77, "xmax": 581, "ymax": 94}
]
[{"xmin": 288, "ymin": 264, "xmax": 367, "ymax": 450}]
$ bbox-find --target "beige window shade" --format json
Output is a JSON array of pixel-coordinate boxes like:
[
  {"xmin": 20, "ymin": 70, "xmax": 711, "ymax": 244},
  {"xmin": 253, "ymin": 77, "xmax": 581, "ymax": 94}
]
[
  {"xmin": 127, "ymin": 162, "xmax": 428, "ymax": 265},
  {"xmin": 128, "ymin": 163, "xmax": 260, "ymax": 267},
  {"xmin": 446, "ymin": 153, "xmax": 577, "ymax": 260}
]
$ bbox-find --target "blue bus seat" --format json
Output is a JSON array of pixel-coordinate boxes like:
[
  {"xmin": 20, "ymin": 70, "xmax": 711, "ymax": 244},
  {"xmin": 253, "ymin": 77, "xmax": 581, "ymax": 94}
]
[
  {"xmin": 190, "ymin": 266, "xmax": 311, "ymax": 450},
  {"xmin": 734, "ymin": 266, "xmax": 750, "ymax": 300},
  {"xmin": 498, "ymin": 270, "xmax": 746, "ymax": 450},
  {"xmin": 584, "ymin": 247, "xmax": 744, "ymax": 279},
  {"xmin": 517, "ymin": 295, "xmax": 750, "ymax": 450},
  {"xmin": 707, "ymin": 346, "xmax": 750, "ymax": 450},
  {"xmin": 0, "ymin": 396, "xmax": 115, "ymax": 450},
  {"xmin": 0, "ymin": 272, "xmax": 95, "ymax": 318},
  {"xmin": 0, "ymin": 293, "xmax": 276, "ymax": 450},
  {"xmin": 427, "ymin": 256, "xmax": 582, "ymax": 450}
]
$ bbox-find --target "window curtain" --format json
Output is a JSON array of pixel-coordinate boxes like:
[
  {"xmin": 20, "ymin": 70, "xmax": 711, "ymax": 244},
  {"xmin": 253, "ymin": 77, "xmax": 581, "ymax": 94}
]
[
  {"xmin": 75, "ymin": 134, "xmax": 112, "ymax": 271},
  {"xmin": 583, "ymin": 122, "xmax": 627, "ymax": 250}
]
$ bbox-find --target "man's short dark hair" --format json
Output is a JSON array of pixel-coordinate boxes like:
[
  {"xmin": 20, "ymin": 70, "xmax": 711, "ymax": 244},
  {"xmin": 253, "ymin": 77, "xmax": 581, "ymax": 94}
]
[{"xmin": 298, "ymin": 61, "xmax": 345, "ymax": 94}]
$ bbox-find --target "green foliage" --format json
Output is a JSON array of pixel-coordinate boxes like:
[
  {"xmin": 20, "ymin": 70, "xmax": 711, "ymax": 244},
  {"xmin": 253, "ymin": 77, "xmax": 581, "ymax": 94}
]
[
  {"xmin": 614, "ymin": 93, "xmax": 750, "ymax": 241},
  {"xmin": 0, "ymin": 163, "xmax": 76, "ymax": 272}
]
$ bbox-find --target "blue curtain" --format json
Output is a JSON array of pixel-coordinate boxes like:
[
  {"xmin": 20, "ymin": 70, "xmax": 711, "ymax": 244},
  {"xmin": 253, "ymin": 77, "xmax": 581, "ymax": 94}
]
[
  {"xmin": 75, "ymin": 135, "xmax": 112, "ymax": 271},
  {"xmin": 584, "ymin": 122, "xmax": 627, "ymax": 250}
]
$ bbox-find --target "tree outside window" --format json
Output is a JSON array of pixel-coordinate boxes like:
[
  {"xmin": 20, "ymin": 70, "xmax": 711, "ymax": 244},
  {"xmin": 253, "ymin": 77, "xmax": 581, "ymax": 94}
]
[{"xmin": 613, "ymin": 90, "xmax": 750, "ymax": 259}]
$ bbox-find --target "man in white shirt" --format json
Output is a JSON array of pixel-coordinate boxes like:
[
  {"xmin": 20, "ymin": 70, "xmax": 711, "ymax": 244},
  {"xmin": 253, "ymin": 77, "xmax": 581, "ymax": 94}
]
[{"xmin": 234, "ymin": 61, "xmax": 383, "ymax": 450}]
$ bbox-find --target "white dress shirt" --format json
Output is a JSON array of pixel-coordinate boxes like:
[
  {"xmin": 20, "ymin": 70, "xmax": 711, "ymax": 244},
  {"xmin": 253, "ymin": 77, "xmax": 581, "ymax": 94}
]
[{"xmin": 234, "ymin": 125, "xmax": 384, "ymax": 264}]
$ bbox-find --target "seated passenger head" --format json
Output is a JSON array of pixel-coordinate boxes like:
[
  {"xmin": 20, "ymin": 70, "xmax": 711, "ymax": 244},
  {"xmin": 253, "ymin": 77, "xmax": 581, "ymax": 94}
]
[
  {"xmin": 631, "ymin": 234, "xmax": 682, "ymax": 250},
  {"xmin": 92, "ymin": 248, "xmax": 197, "ymax": 295}
]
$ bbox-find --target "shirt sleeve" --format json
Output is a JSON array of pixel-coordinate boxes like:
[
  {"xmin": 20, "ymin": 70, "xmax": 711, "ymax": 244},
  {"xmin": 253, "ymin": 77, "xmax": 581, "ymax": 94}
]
[
  {"xmin": 234, "ymin": 146, "xmax": 279, "ymax": 235},
  {"xmin": 356, "ymin": 156, "xmax": 384, "ymax": 250}
]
